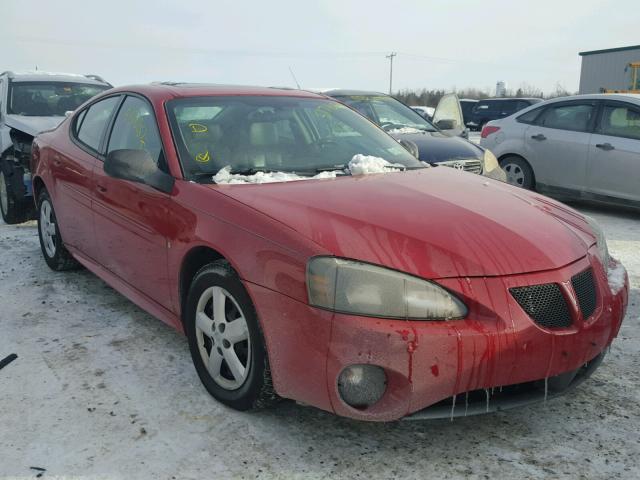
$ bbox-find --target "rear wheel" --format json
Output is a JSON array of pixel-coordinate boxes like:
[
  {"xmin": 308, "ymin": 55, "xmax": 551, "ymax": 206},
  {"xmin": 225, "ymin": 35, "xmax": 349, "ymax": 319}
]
[
  {"xmin": 37, "ymin": 189, "xmax": 79, "ymax": 271},
  {"xmin": 185, "ymin": 260, "xmax": 279, "ymax": 411},
  {"xmin": 500, "ymin": 155, "xmax": 535, "ymax": 189},
  {"xmin": 0, "ymin": 159, "xmax": 34, "ymax": 224}
]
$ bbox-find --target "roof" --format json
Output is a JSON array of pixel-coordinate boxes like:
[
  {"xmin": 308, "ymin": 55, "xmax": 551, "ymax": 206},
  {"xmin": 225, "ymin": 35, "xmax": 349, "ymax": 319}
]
[
  {"xmin": 579, "ymin": 45, "xmax": 640, "ymax": 57},
  {"xmin": 532, "ymin": 93, "xmax": 640, "ymax": 106},
  {"xmin": 0, "ymin": 71, "xmax": 110, "ymax": 85},
  {"xmin": 108, "ymin": 83, "xmax": 327, "ymax": 100},
  {"xmin": 309, "ymin": 89, "xmax": 387, "ymax": 97}
]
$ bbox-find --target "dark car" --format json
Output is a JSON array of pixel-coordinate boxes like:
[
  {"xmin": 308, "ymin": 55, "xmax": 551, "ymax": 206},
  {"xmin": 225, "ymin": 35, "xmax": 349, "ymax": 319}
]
[
  {"xmin": 467, "ymin": 98, "xmax": 543, "ymax": 131},
  {"xmin": 459, "ymin": 99, "xmax": 478, "ymax": 126},
  {"xmin": 320, "ymin": 90, "xmax": 505, "ymax": 180}
]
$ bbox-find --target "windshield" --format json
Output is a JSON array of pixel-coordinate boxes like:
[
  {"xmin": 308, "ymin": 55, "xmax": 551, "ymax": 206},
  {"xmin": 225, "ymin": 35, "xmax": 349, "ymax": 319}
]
[
  {"xmin": 166, "ymin": 96, "xmax": 424, "ymax": 181},
  {"xmin": 334, "ymin": 95, "xmax": 437, "ymax": 133},
  {"xmin": 8, "ymin": 81, "xmax": 110, "ymax": 116}
]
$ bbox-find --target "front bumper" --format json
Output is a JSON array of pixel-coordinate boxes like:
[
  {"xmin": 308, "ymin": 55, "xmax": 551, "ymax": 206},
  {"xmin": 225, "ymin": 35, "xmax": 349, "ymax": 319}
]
[{"xmin": 248, "ymin": 251, "xmax": 629, "ymax": 421}]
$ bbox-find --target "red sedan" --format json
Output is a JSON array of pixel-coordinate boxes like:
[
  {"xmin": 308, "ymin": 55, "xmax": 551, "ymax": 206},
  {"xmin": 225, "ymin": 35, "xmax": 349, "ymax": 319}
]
[{"xmin": 31, "ymin": 84, "xmax": 629, "ymax": 421}]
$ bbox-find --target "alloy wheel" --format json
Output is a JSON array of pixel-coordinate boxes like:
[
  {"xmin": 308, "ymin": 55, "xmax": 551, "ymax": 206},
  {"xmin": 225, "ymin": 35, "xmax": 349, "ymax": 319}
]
[
  {"xmin": 503, "ymin": 162, "xmax": 526, "ymax": 187},
  {"xmin": 195, "ymin": 286, "xmax": 251, "ymax": 390},
  {"xmin": 40, "ymin": 200, "xmax": 57, "ymax": 257}
]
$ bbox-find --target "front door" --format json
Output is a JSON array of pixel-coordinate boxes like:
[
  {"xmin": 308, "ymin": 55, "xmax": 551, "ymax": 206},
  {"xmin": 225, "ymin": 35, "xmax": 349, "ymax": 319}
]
[
  {"xmin": 587, "ymin": 101, "xmax": 640, "ymax": 202},
  {"xmin": 523, "ymin": 101, "xmax": 596, "ymax": 192},
  {"xmin": 92, "ymin": 94, "xmax": 173, "ymax": 310}
]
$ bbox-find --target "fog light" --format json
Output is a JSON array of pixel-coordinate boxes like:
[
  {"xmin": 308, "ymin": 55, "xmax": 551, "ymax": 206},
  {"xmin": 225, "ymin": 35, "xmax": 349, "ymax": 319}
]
[{"xmin": 337, "ymin": 365, "xmax": 387, "ymax": 409}]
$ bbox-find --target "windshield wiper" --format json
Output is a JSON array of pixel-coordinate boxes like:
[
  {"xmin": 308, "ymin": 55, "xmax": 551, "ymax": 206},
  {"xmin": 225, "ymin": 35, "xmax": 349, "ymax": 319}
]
[
  {"xmin": 190, "ymin": 172, "xmax": 215, "ymax": 183},
  {"xmin": 315, "ymin": 164, "xmax": 347, "ymax": 173},
  {"xmin": 228, "ymin": 167, "xmax": 277, "ymax": 175}
]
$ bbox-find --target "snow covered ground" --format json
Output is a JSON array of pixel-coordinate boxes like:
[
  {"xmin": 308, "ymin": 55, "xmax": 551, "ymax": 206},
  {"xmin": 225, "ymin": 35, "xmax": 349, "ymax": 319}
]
[{"xmin": 0, "ymin": 203, "xmax": 638, "ymax": 479}]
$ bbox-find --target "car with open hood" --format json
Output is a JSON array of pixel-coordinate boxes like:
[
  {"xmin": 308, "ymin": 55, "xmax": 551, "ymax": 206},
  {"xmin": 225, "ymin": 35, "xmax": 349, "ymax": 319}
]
[
  {"xmin": 0, "ymin": 71, "xmax": 111, "ymax": 223},
  {"xmin": 31, "ymin": 83, "xmax": 629, "ymax": 421},
  {"xmin": 318, "ymin": 89, "xmax": 506, "ymax": 181}
]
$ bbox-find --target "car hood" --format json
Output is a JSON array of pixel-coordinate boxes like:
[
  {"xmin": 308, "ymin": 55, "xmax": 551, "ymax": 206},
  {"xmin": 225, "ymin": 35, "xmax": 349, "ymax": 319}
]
[
  {"xmin": 212, "ymin": 168, "xmax": 595, "ymax": 279},
  {"xmin": 390, "ymin": 130, "xmax": 482, "ymax": 163},
  {"xmin": 4, "ymin": 114, "xmax": 65, "ymax": 137}
]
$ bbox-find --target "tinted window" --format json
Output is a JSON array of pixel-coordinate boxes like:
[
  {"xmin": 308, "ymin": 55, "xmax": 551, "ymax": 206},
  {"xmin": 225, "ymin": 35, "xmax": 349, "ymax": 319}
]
[
  {"xmin": 517, "ymin": 107, "xmax": 543, "ymax": 124},
  {"xmin": 537, "ymin": 103, "xmax": 594, "ymax": 132},
  {"xmin": 107, "ymin": 96, "xmax": 164, "ymax": 166},
  {"xmin": 599, "ymin": 104, "xmax": 640, "ymax": 140},
  {"xmin": 76, "ymin": 96, "xmax": 120, "ymax": 151},
  {"xmin": 9, "ymin": 82, "xmax": 110, "ymax": 116}
]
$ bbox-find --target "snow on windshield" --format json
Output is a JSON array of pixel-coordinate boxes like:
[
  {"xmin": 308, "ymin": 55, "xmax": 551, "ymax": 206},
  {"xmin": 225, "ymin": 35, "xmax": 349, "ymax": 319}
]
[
  {"xmin": 386, "ymin": 127, "xmax": 424, "ymax": 135},
  {"xmin": 213, "ymin": 154, "xmax": 406, "ymax": 185}
]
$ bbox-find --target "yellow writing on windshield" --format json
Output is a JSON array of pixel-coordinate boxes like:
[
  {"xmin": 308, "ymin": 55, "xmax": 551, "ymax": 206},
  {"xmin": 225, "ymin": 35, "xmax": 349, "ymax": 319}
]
[
  {"xmin": 195, "ymin": 151, "xmax": 211, "ymax": 163},
  {"xmin": 189, "ymin": 123, "xmax": 208, "ymax": 133}
]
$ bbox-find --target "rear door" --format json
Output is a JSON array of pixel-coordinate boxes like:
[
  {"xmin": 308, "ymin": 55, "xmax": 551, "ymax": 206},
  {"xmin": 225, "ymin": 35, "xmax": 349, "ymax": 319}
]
[
  {"xmin": 432, "ymin": 94, "xmax": 467, "ymax": 138},
  {"xmin": 587, "ymin": 100, "xmax": 640, "ymax": 202},
  {"xmin": 523, "ymin": 100, "xmax": 597, "ymax": 191},
  {"xmin": 56, "ymin": 94, "xmax": 121, "ymax": 259},
  {"xmin": 92, "ymin": 94, "xmax": 173, "ymax": 310}
]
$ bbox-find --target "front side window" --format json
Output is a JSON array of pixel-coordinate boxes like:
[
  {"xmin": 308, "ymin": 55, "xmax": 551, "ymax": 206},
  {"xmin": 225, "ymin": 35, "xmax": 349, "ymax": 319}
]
[
  {"xmin": 537, "ymin": 103, "xmax": 595, "ymax": 132},
  {"xmin": 75, "ymin": 96, "xmax": 121, "ymax": 152},
  {"xmin": 335, "ymin": 95, "xmax": 437, "ymax": 132},
  {"xmin": 107, "ymin": 96, "xmax": 164, "ymax": 166},
  {"xmin": 598, "ymin": 104, "xmax": 640, "ymax": 140},
  {"xmin": 167, "ymin": 96, "xmax": 423, "ymax": 181},
  {"xmin": 9, "ymin": 81, "xmax": 110, "ymax": 116}
]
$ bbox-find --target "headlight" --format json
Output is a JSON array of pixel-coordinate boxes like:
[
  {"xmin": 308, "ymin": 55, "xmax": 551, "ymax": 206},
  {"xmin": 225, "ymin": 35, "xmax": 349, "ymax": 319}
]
[
  {"xmin": 307, "ymin": 257, "xmax": 467, "ymax": 320},
  {"xmin": 482, "ymin": 149, "xmax": 500, "ymax": 173},
  {"xmin": 584, "ymin": 216, "xmax": 610, "ymax": 271}
]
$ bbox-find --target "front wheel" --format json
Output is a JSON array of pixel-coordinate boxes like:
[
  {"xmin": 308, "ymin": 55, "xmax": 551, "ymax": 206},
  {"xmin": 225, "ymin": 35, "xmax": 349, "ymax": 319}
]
[
  {"xmin": 185, "ymin": 260, "xmax": 278, "ymax": 411},
  {"xmin": 500, "ymin": 156, "xmax": 535, "ymax": 189},
  {"xmin": 0, "ymin": 162, "xmax": 34, "ymax": 224},
  {"xmin": 37, "ymin": 190, "xmax": 79, "ymax": 271}
]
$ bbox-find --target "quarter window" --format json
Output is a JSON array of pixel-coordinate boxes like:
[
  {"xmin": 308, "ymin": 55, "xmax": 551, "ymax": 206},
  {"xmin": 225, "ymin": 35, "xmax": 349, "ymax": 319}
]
[
  {"xmin": 107, "ymin": 96, "xmax": 164, "ymax": 167},
  {"xmin": 536, "ymin": 104, "xmax": 594, "ymax": 132},
  {"xmin": 76, "ymin": 96, "xmax": 120, "ymax": 152},
  {"xmin": 599, "ymin": 104, "xmax": 640, "ymax": 140}
]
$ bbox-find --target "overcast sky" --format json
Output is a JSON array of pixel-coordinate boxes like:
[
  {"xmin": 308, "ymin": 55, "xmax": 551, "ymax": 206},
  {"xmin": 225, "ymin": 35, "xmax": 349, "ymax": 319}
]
[{"xmin": 2, "ymin": 0, "xmax": 638, "ymax": 95}]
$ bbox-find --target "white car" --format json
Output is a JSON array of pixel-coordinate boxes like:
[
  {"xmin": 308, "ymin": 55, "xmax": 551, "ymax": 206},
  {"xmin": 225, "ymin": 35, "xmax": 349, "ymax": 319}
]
[{"xmin": 480, "ymin": 94, "xmax": 640, "ymax": 209}]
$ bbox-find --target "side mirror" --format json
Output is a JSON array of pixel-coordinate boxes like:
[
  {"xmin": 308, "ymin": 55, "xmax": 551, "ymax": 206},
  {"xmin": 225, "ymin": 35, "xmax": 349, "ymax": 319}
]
[
  {"xmin": 104, "ymin": 149, "xmax": 174, "ymax": 194},
  {"xmin": 435, "ymin": 119, "xmax": 457, "ymax": 130}
]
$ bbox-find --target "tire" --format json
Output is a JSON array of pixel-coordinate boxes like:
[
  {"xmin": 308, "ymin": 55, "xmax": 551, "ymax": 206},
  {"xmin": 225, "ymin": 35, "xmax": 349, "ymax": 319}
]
[
  {"xmin": 185, "ymin": 260, "xmax": 279, "ymax": 411},
  {"xmin": 37, "ymin": 189, "xmax": 80, "ymax": 271},
  {"xmin": 500, "ymin": 155, "xmax": 535, "ymax": 190},
  {"xmin": 0, "ymin": 158, "xmax": 34, "ymax": 225}
]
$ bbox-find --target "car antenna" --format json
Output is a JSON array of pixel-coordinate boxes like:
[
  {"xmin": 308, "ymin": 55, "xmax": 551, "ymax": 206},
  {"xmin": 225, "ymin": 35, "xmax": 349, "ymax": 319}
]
[{"xmin": 288, "ymin": 66, "xmax": 301, "ymax": 89}]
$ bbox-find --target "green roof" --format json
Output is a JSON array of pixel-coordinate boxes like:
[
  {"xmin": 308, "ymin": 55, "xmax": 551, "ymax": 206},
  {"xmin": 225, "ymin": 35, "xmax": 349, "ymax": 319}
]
[{"xmin": 579, "ymin": 45, "xmax": 640, "ymax": 56}]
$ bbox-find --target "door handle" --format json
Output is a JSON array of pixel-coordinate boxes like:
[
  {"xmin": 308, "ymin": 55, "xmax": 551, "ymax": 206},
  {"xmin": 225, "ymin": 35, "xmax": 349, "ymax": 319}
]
[
  {"xmin": 53, "ymin": 154, "xmax": 61, "ymax": 166},
  {"xmin": 96, "ymin": 184, "xmax": 108, "ymax": 193},
  {"xmin": 531, "ymin": 134, "xmax": 546, "ymax": 141},
  {"xmin": 595, "ymin": 143, "xmax": 615, "ymax": 151}
]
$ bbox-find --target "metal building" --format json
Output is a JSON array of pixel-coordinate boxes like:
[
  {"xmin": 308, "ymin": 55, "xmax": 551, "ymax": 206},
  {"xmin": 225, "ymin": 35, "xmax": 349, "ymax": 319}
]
[{"xmin": 579, "ymin": 45, "xmax": 640, "ymax": 94}]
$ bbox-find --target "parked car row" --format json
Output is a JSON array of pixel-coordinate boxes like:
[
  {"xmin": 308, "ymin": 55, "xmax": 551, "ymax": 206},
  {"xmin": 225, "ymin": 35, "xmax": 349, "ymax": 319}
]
[
  {"xmin": 481, "ymin": 93, "xmax": 640, "ymax": 209},
  {"xmin": 27, "ymin": 81, "xmax": 628, "ymax": 421}
]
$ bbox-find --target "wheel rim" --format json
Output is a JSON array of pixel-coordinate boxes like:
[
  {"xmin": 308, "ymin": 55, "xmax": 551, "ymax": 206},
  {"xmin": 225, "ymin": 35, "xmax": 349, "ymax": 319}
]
[
  {"xmin": 503, "ymin": 162, "xmax": 526, "ymax": 187},
  {"xmin": 0, "ymin": 172, "xmax": 8, "ymax": 216},
  {"xmin": 40, "ymin": 200, "xmax": 57, "ymax": 257},
  {"xmin": 195, "ymin": 286, "xmax": 251, "ymax": 390}
]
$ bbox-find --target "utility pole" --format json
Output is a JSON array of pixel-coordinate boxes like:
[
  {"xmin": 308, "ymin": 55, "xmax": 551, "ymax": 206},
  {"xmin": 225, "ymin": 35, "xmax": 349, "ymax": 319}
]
[{"xmin": 386, "ymin": 52, "xmax": 396, "ymax": 95}]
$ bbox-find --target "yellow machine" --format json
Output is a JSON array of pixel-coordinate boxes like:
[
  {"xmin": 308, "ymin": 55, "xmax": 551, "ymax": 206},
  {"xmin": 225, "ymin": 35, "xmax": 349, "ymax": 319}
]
[{"xmin": 602, "ymin": 62, "xmax": 640, "ymax": 93}]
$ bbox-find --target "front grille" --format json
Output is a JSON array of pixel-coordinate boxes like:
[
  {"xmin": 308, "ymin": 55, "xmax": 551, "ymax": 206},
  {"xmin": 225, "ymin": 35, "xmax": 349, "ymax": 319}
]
[
  {"xmin": 440, "ymin": 159, "xmax": 483, "ymax": 175},
  {"xmin": 572, "ymin": 268, "xmax": 597, "ymax": 320},
  {"xmin": 510, "ymin": 283, "xmax": 572, "ymax": 328}
]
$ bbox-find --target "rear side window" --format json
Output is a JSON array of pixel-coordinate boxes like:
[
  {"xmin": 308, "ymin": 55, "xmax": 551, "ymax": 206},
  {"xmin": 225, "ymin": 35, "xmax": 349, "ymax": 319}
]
[
  {"xmin": 76, "ymin": 96, "xmax": 120, "ymax": 152},
  {"xmin": 598, "ymin": 104, "xmax": 640, "ymax": 140},
  {"xmin": 536, "ymin": 103, "xmax": 595, "ymax": 132},
  {"xmin": 107, "ymin": 96, "xmax": 164, "ymax": 166},
  {"xmin": 517, "ymin": 107, "xmax": 543, "ymax": 124}
]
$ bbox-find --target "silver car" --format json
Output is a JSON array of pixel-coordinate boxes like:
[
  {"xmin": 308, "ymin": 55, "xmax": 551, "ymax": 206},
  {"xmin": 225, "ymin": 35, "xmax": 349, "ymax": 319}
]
[{"xmin": 480, "ymin": 94, "xmax": 640, "ymax": 209}]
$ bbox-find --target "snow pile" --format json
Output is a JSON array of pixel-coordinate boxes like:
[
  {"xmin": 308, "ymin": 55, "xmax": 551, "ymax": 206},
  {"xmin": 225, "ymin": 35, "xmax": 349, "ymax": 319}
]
[
  {"xmin": 213, "ymin": 166, "xmax": 338, "ymax": 184},
  {"xmin": 348, "ymin": 154, "xmax": 405, "ymax": 175},
  {"xmin": 607, "ymin": 260, "xmax": 627, "ymax": 294},
  {"xmin": 214, "ymin": 155, "xmax": 405, "ymax": 184},
  {"xmin": 387, "ymin": 127, "xmax": 424, "ymax": 135}
]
